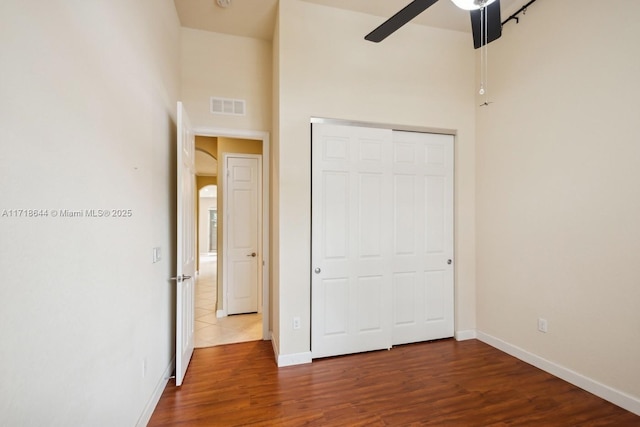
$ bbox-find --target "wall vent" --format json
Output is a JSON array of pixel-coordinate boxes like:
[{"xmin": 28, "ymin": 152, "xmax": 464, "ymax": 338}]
[{"xmin": 210, "ymin": 97, "xmax": 246, "ymax": 116}]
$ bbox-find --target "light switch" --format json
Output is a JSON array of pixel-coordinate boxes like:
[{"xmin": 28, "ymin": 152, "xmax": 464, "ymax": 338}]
[{"xmin": 152, "ymin": 247, "xmax": 161, "ymax": 263}]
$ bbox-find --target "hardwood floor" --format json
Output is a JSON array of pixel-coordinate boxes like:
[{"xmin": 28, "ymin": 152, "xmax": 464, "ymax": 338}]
[{"xmin": 149, "ymin": 339, "xmax": 640, "ymax": 426}]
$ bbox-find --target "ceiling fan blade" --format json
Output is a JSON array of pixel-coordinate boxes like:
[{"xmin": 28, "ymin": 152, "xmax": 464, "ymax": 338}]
[
  {"xmin": 471, "ymin": 0, "xmax": 502, "ymax": 49},
  {"xmin": 365, "ymin": 0, "xmax": 440, "ymax": 43}
]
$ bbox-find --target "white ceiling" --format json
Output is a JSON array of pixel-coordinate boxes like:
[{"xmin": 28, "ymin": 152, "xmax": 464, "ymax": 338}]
[
  {"xmin": 174, "ymin": 0, "xmax": 277, "ymax": 40},
  {"xmin": 173, "ymin": 0, "xmax": 526, "ymax": 41}
]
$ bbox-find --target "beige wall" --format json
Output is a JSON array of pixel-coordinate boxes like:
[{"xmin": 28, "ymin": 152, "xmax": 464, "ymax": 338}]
[
  {"xmin": 274, "ymin": 0, "xmax": 477, "ymax": 356},
  {"xmin": 197, "ymin": 175, "xmax": 217, "ymax": 188},
  {"xmin": 476, "ymin": 0, "xmax": 640, "ymax": 402},
  {"xmin": 195, "ymin": 135, "xmax": 218, "ymax": 161},
  {"xmin": 0, "ymin": 1, "xmax": 180, "ymax": 425},
  {"xmin": 181, "ymin": 27, "xmax": 272, "ymax": 132}
]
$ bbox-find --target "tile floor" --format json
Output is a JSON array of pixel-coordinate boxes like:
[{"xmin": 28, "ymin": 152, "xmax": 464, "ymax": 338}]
[{"xmin": 194, "ymin": 254, "xmax": 263, "ymax": 348}]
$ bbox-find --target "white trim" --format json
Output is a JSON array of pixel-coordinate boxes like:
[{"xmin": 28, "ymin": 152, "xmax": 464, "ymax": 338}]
[
  {"xmin": 191, "ymin": 126, "xmax": 270, "ymax": 341},
  {"xmin": 477, "ymin": 331, "xmax": 640, "ymax": 416},
  {"xmin": 454, "ymin": 329, "xmax": 477, "ymax": 341},
  {"xmin": 193, "ymin": 126, "xmax": 268, "ymax": 140},
  {"xmin": 310, "ymin": 116, "xmax": 456, "ymax": 137},
  {"xmin": 270, "ymin": 333, "xmax": 312, "ymax": 367},
  {"xmin": 278, "ymin": 351, "xmax": 313, "ymax": 367},
  {"xmin": 271, "ymin": 332, "xmax": 280, "ymax": 364},
  {"xmin": 136, "ymin": 357, "xmax": 175, "ymax": 427},
  {"xmin": 216, "ymin": 309, "xmax": 227, "ymax": 318}
]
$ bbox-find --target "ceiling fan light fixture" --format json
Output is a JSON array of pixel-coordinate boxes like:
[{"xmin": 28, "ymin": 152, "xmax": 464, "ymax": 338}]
[
  {"xmin": 450, "ymin": 0, "xmax": 497, "ymax": 11},
  {"xmin": 216, "ymin": 0, "xmax": 231, "ymax": 8}
]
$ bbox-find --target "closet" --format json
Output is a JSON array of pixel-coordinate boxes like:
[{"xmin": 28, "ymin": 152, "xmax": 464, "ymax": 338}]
[{"xmin": 311, "ymin": 122, "xmax": 454, "ymax": 358}]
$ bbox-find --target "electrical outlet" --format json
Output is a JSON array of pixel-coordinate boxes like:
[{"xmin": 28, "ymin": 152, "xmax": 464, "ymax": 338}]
[
  {"xmin": 293, "ymin": 316, "xmax": 301, "ymax": 330},
  {"xmin": 537, "ymin": 318, "xmax": 548, "ymax": 333}
]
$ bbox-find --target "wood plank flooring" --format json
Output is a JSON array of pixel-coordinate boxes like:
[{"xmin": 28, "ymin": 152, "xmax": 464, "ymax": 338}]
[{"xmin": 149, "ymin": 339, "xmax": 640, "ymax": 426}]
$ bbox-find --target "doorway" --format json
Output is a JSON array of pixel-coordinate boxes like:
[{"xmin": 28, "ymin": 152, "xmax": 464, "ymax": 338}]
[
  {"xmin": 192, "ymin": 132, "xmax": 270, "ymax": 347},
  {"xmin": 198, "ymin": 185, "xmax": 217, "ymax": 256}
]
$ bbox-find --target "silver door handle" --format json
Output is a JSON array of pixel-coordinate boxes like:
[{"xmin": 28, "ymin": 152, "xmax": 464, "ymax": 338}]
[
  {"xmin": 314, "ymin": 268, "xmax": 321, "ymax": 274},
  {"xmin": 170, "ymin": 274, "xmax": 192, "ymax": 282},
  {"xmin": 247, "ymin": 252, "xmax": 257, "ymax": 257}
]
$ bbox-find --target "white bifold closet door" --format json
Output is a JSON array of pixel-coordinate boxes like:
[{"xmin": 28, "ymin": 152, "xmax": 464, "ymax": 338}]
[{"xmin": 311, "ymin": 123, "xmax": 454, "ymax": 359}]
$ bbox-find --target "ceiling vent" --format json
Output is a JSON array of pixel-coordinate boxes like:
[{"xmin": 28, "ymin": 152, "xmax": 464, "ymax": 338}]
[{"xmin": 210, "ymin": 97, "xmax": 246, "ymax": 116}]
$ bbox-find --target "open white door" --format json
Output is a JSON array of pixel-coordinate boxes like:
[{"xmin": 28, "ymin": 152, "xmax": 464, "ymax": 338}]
[{"xmin": 175, "ymin": 102, "xmax": 196, "ymax": 386}]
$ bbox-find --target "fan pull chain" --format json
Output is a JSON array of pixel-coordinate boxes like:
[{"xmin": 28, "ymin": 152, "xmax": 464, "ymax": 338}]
[
  {"xmin": 478, "ymin": 4, "xmax": 490, "ymax": 106},
  {"xmin": 479, "ymin": 6, "xmax": 488, "ymax": 98},
  {"xmin": 484, "ymin": 5, "xmax": 489, "ymax": 99}
]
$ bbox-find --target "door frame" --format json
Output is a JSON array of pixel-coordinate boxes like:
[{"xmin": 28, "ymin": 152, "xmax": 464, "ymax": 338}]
[
  {"xmin": 208, "ymin": 207, "xmax": 217, "ymax": 252},
  {"xmin": 192, "ymin": 126, "xmax": 270, "ymax": 340}
]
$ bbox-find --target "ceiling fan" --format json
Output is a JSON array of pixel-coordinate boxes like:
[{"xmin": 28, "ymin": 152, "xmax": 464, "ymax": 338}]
[{"xmin": 365, "ymin": 0, "xmax": 502, "ymax": 49}]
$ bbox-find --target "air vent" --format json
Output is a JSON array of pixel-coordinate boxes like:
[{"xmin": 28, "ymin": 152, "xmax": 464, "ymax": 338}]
[{"xmin": 210, "ymin": 97, "xmax": 246, "ymax": 116}]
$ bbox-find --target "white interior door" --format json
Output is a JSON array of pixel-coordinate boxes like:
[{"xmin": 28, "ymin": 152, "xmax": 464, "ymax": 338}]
[
  {"xmin": 391, "ymin": 131, "xmax": 454, "ymax": 345},
  {"xmin": 225, "ymin": 155, "xmax": 262, "ymax": 315},
  {"xmin": 175, "ymin": 102, "xmax": 196, "ymax": 386},
  {"xmin": 311, "ymin": 123, "xmax": 394, "ymax": 358}
]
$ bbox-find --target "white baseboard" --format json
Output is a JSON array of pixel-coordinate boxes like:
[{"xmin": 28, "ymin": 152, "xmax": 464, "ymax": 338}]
[
  {"xmin": 271, "ymin": 333, "xmax": 280, "ymax": 364},
  {"xmin": 454, "ymin": 329, "xmax": 477, "ymax": 341},
  {"xmin": 270, "ymin": 334, "xmax": 312, "ymax": 367},
  {"xmin": 278, "ymin": 351, "xmax": 313, "ymax": 367},
  {"xmin": 477, "ymin": 331, "xmax": 640, "ymax": 416},
  {"xmin": 216, "ymin": 309, "xmax": 227, "ymax": 318},
  {"xmin": 136, "ymin": 357, "xmax": 175, "ymax": 427}
]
